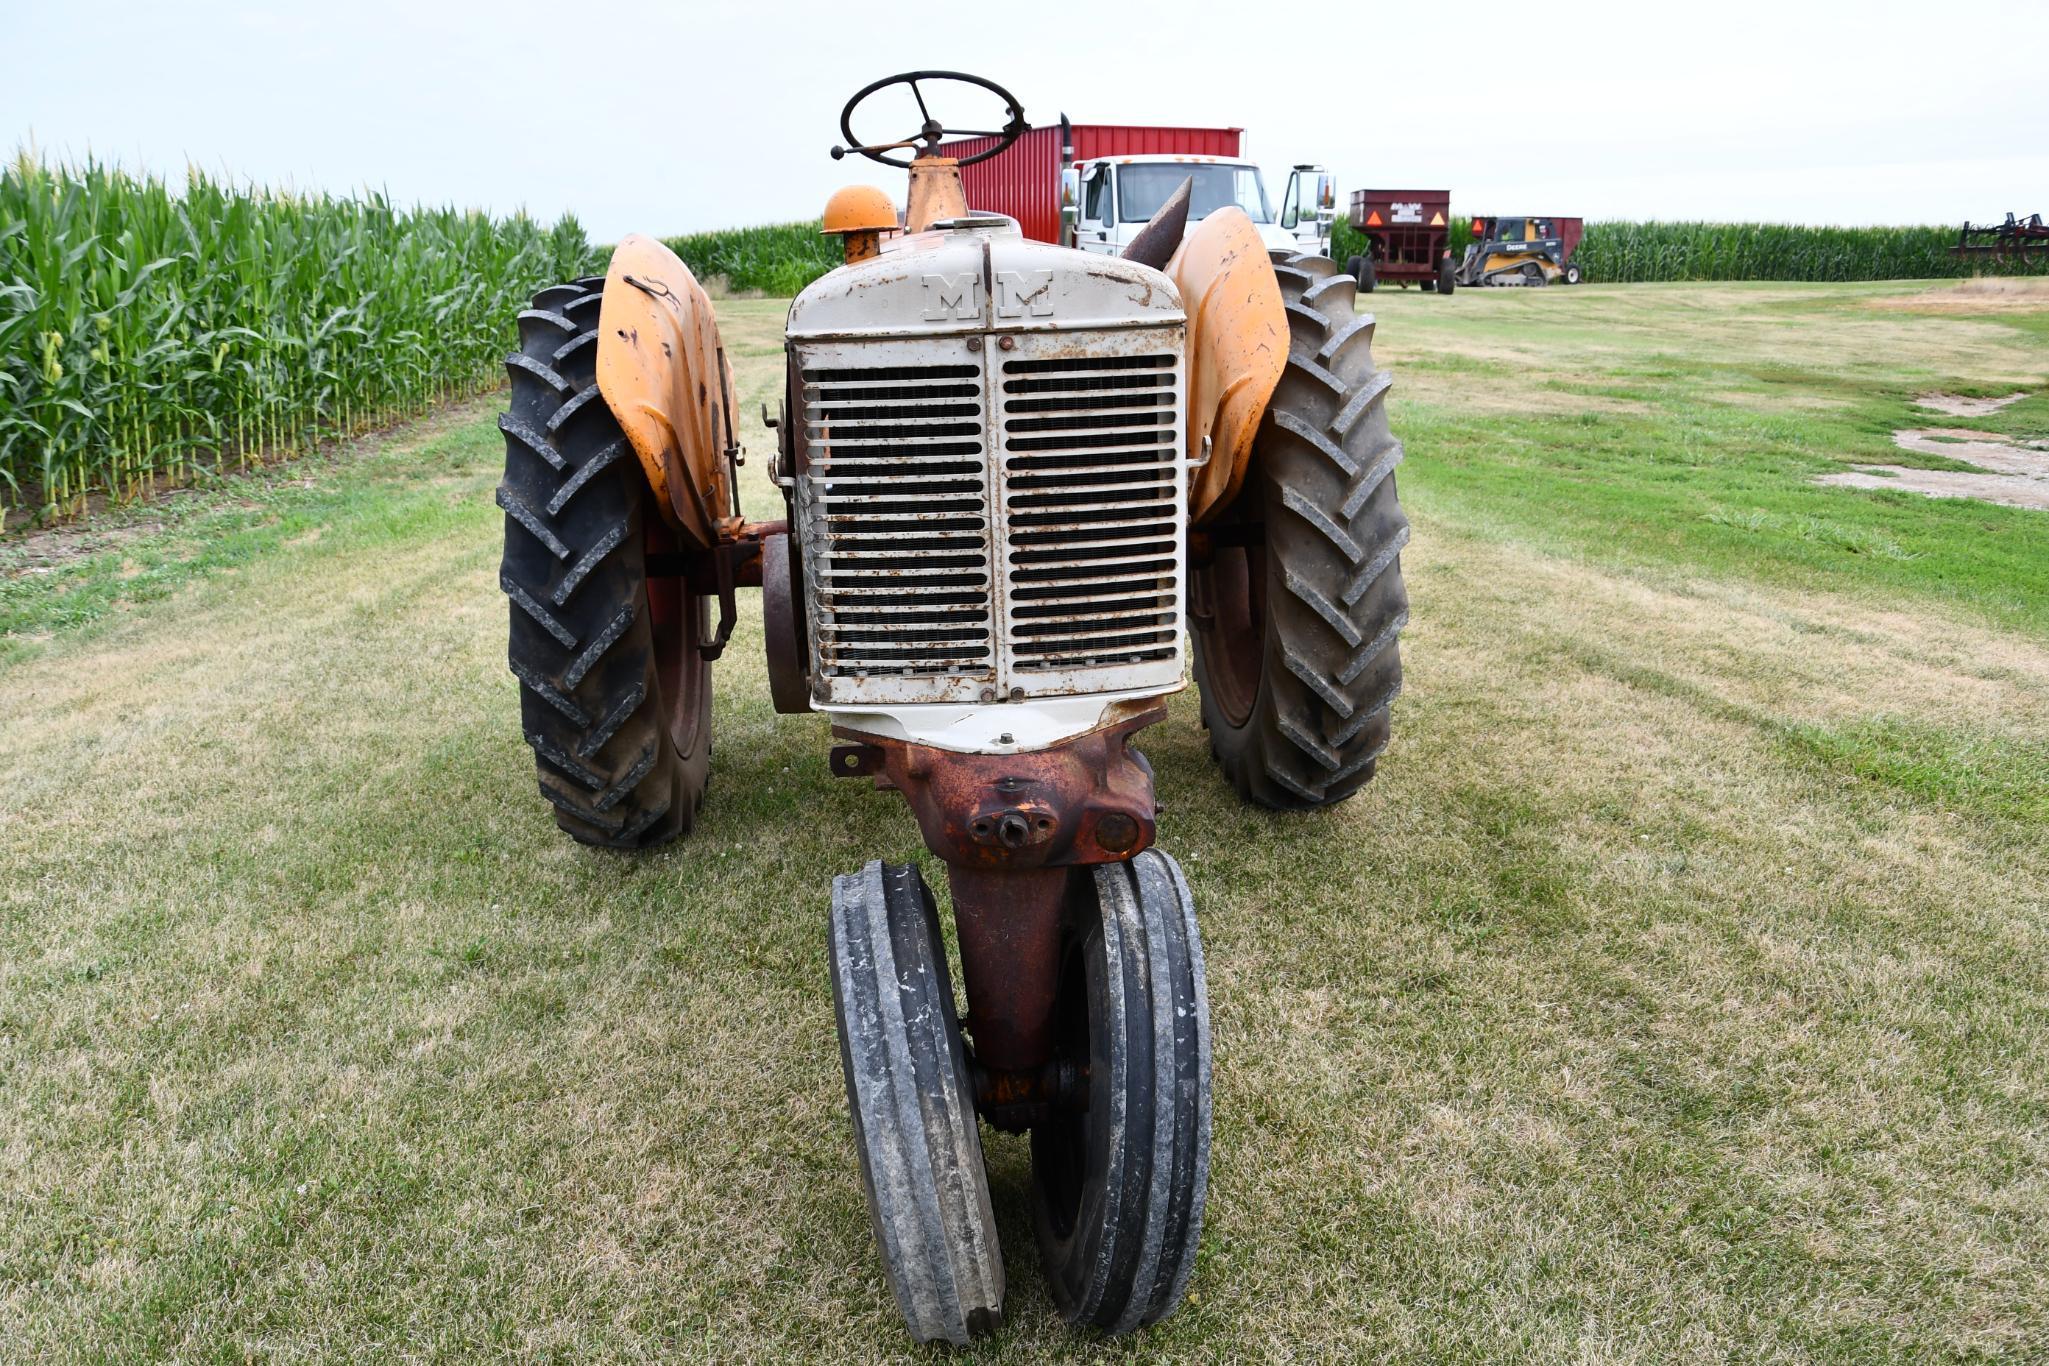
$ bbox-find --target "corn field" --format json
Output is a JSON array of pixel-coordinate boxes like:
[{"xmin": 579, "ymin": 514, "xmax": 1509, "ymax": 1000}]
[
  {"xmin": 661, "ymin": 222, "xmax": 842, "ymax": 299},
  {"xmin": 0, "ymin": 156, "xmax": 601, "ymax": 523},
  {"xmin": 1570, "ymin": 221, "xmax": 2045, "ymax": 283},
  {"xmin": 1335, "ymin": 217, "xmax": 2044, "ymax": 285}
]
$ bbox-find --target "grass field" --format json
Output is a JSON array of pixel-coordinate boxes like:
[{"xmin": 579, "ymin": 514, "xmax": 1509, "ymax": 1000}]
[{"xmin": 3, "ymin": 279, "xmax": 2046, "ymax": 1360}]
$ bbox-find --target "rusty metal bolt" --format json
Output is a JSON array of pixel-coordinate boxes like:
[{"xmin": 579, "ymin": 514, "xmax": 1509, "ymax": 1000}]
[
  {"xmin": 1007, "ymin": 686, "xmax": 1025, "ymax": 702},
  {"xmin": 966, "ymin": 336, "xmax": 982, "ymax": 351},
  {"xmin": 1095, "ymin": 811, "xmax": 1141, "ymax": 855},
  {"xmin": 996, "ymin": 733, "xmax": 1013, "ymax": 746},
  {"xmin": 979, "ymin": 685, "xmax": 997, "ymax": 703},
  {"xmin": 997, "ymin": 335, "xmax": 1015, "ymax": 351}
]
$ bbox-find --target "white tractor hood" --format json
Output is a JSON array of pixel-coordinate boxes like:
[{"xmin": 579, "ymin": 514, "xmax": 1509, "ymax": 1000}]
[{"xmin": 787, "ymin": 215, "xmax": 1185, "ymax": 341}]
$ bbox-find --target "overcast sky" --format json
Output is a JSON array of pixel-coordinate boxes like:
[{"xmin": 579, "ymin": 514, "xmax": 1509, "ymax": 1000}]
[{"xmin": 6, "ymin": 0, "xmax": 2045, "ymax": 241}]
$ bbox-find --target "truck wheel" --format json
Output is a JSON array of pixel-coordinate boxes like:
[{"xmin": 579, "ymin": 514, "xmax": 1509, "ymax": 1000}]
[
  {"xmin": 1032, "ymin": 851, "xmax": 1210, "ymax": 1334},
  {"xmin": 832, "ymin": 861, "xmax": 1005, "ymax": 1345},
  {"xmin": 497, "ymin": 276, "xmax": 712, "ymax": 847},
  {"xmin": 1356, "ymin": 254, "xmax": 1376, "ymax": 293},
  {"xmin": 1189, "ymin": 253, "xmax": 1408, "ymax": 809},
  {"xmin": 1564, "ymin": 261, "xmax": 1582, "ymax": 285},
  {"xmin": 1345, "ymin": 253, "xmax": 1367, "ymax": 288},
  {"xmin": 1439, "ymin": 258, "xmax": 1457, "ymax": 294}
]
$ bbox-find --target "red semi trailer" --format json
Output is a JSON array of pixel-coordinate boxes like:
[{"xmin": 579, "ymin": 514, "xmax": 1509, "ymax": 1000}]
[
  {"xmin": 949, "ymin": 121, "xmax": 1240, "ymax": 242},
  {"xmin": 946, "ymin": 119, "xmax": 1333, "ymax": 258}
]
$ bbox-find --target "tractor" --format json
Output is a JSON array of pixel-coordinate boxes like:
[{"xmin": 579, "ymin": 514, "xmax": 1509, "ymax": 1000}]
[{"xmin": 494, "ymin": 70, "xmax": 1409, "ymax": 1343}]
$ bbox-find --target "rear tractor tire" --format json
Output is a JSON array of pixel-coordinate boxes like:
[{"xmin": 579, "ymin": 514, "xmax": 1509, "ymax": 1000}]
[
  {"xmin": 1189, "ymin": 252, "xmax": 1409, "ymax": 809},
  {"xmin": 497, "ymin": 276, "xmax": 713, "ymax": 848}
]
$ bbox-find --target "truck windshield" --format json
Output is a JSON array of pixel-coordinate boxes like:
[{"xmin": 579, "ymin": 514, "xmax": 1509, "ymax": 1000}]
[{"xmin": 1116, "ymin": 164, "xmax": 1271, "ymax": 225}]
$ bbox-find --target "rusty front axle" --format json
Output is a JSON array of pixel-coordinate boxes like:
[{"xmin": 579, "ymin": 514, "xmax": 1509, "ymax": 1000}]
[{"xmin": 831, "ymin": 703, "xmax": 1164, "ymax": 1075}]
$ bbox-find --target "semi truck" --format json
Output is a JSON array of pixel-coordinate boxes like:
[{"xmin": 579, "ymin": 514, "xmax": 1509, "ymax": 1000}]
[{"xmin": 947, "ymin": 118, "xmax": 1333, "ymax": 259}]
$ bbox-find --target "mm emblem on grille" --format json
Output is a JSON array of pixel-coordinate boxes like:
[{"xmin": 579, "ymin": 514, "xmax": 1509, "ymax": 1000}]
[
  {"xmin": 922, "ymin": 273, "xmax": 981, "ymax": 321},
  {"xmin": 996, "ymin": 271, "xmax": 1055, "ymax": 318}
]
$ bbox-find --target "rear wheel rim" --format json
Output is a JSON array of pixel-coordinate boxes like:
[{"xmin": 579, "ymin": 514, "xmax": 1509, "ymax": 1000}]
[
  {"xmin": 644, "ymin": 519, "xmax": 708, "ymax": 758},
  {"xmin": 1197, "ymin": 542, "xmax": 1266, "ymax": 729}
]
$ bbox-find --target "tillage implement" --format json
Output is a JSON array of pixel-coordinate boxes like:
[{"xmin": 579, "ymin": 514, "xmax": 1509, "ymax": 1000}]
[{"xmin": 493, "ymin": 70, "xmax": 1410, "ymax": 1342}]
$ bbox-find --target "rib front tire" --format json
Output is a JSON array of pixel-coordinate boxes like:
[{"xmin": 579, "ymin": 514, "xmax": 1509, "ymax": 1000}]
[{"xmin": 1031, "ymin": 851, "xmax": 1211, "ymax": 1334}]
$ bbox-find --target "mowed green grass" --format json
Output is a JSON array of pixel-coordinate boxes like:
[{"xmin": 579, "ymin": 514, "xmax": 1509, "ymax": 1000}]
[{"xmin": 3, "ymin": 282, "xmax": 2047, "ymax": 1361}]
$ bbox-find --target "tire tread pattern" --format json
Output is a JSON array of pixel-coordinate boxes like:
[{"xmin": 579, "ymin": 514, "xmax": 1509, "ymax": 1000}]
[
  {"xmin": 498, "ymin": 279, "xmax": 699, "ymax": 847},
  {"xmin": 830, "ymin": 861, "xmax": 1005, "ymax": 1345},
  {"xmin": 1192, "ymin": 252, "xmax": 1409, "ymax": 809}
]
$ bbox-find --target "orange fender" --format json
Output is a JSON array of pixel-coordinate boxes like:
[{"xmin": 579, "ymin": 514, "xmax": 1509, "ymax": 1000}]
[
  {"xmin": 595, "ymin": 234, "xmax": 738, "ymax": 549},
  {"xmin": 1167, "ymin": 209, "xmax": 1288, "ymax": 525}
]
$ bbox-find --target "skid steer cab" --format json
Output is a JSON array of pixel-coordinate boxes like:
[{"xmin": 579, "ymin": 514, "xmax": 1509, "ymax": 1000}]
[
  {"xmin": 491, "ymin": 69, "xmax": 1409, "ymax": 1344},
  {"xmin": 1453, "ymin": 214, "xmax": 1586, "ymax": 287}
]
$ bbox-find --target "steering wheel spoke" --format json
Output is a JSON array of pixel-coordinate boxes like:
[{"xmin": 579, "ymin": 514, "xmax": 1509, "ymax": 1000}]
[{"xmin": 837, "ymin": 71, "xmax": 1027, "ymax": 169}]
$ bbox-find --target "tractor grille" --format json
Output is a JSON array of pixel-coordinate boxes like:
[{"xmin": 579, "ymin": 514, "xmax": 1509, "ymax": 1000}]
[
  {"xmin": 796, "ymin": 331, "xmax": 1185, "ymax": 708},
  {"xmin": 802, "ymin": 361, "xmax": 994, "ymax": 688},
  {"xmin": 998, "ymin": 352, "xmax": 1180, "ymax": 673}
]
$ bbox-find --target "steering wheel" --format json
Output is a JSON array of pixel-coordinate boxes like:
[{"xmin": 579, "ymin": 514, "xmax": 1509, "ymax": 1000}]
[{"xmin": 832, "ymin": 71, "xmax": 1027, "ymax": 168}]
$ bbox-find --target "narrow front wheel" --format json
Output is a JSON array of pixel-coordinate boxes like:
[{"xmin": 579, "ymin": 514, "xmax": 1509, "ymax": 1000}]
[
  {"xmin": 1031, "ymin": 850, "xmax": 1211, "ymax": 1334},
  {"xmin": 829, "ymin": 861, "xmax": 1004, "ymax": 1345}
]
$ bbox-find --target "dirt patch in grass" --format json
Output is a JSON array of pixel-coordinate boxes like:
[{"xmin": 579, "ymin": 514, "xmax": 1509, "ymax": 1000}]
[
  {"xmin": 1818, "ymin": 427, "xmax": 2049, "ymax": 511},
  {"xmin": 1878, "ymin": 278, "xmax": 2049, "ymax": 316},
  {"xmin": 1914, "ymin": 391, "xmax": 2031, "ymax": 418}
]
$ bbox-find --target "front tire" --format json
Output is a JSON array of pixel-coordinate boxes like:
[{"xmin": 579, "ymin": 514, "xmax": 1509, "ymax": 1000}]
[
  {"xmin": 832, "ymin": 862, "xmax": 1005, "ymax": 1345},
  {"xmin": 1032, "ymin": 851, "xmax": 1210, "ymax": 1334},
  {"xmin": 1189, "ymin": 253, "xmax": 1409, "ymax": 809},
  {"xmin": 497, "ymin": 276, "xmax": 712, "ymax": 847}
]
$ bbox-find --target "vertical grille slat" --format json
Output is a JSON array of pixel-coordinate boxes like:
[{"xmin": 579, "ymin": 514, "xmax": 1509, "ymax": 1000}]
[{"xmin": 803, "ymin": 362, "xmax": 994, "ymax": 687}]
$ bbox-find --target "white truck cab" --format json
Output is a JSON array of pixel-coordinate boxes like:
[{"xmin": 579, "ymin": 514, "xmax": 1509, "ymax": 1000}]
[{"xmin": 1063, "ymin": 155, "xmax": 1333, "ymax": 259}]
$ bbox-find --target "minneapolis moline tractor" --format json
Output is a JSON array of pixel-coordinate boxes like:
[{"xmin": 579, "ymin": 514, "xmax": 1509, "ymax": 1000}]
[{"xmin": 495, "ymin": 71, "xmax": 1408, "ymax": 1343}]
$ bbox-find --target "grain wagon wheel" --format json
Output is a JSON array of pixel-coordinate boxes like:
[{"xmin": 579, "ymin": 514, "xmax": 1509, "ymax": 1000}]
[
  {"xmin": 1188, "ymin": 252, "xmax": 1409, "ymax": 809},
  {"xmin": 1031, "ymin": 851, "xmax": 1211, "ymax": 1334},
  {"xmin": 496, "ymin": 276, "xmax": 712, "ymax": 847}
]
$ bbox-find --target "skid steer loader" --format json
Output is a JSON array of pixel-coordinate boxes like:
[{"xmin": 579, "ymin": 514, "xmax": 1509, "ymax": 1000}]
[
  {"xmin": 1452, "ymin": 214, "xmax": 1585, "ymax": 287},
  {"xmin": 494, "ymin": 69, "xmax": 1409, "ymax": 1343}
]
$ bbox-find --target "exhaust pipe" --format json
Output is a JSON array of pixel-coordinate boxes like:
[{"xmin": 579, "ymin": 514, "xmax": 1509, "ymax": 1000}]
[{"xmin": 1121, "ymin": 177, "xmax": 1192, "ymax": 272}]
